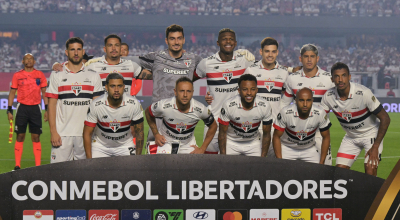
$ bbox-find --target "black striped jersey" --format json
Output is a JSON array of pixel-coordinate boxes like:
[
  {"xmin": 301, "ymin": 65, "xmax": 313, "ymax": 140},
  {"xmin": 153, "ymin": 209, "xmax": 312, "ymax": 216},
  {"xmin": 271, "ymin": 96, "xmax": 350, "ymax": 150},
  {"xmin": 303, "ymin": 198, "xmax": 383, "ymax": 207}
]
[
  {"xmin": 46, "ymin": 63, "xmax": 103, "ymax": 136},
  {"xmin": 148, "ymin": 97, "xmax": 214, "ymax": 145},
  {"xmin": 244, "ymin": 60, "xmax": 289, "ymax": 120},
  {"xmin": 86, "ymin": 56, "xmax": 142, "ymax": 94},
  {"xmin": 136, "ymin": 49, "xmax": 202, "ymax": 103},
  {"xmin": 273, "ymin": 104, "xmax": 331, "ymax": 149},
  {"xmin": 321, "ymin": 82, "xmax": 383, "ymax": 138},
  {"xmin": 218, "ymin": 95, "xmax": 273, "ymax": 142},
  {"xmin": 84, "ymin": 93, "xmax": 143, "ymax": 147},
  {"xmin": 195, "ymin": 52, "xmax": 253, "ymax": 120},
  {"xmin": 280, "ymin": 66, "xmax": 334, "ymax": 109}
]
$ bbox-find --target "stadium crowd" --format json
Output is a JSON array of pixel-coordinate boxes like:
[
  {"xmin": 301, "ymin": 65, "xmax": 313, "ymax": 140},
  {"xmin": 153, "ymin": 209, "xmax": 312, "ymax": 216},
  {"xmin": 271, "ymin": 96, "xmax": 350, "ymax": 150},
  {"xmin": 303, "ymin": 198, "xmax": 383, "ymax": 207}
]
[
  {"xmin": 0, "ymin": 0, "xmax": 399, "ymax": 17},
  {"xmin": 1, "ymin": 37, "xmax": 400, "ymax": 75}
]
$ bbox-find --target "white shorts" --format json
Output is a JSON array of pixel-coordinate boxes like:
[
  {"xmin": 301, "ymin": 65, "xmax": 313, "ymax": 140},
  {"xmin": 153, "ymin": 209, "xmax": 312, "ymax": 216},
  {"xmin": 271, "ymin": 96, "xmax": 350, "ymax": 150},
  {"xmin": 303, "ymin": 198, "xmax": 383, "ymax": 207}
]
[
  {"xmin": 203, "ymin": 124, "xmax": 219, "ymax": 154},
  {"xmin": 91, "ymin": 140, "xmax": 136, "ymax": 158},
  {"xmin": 315, "ymin": 131, "xmax": 332, "ymax": 166},
  {"xmin": 226, "ymin": 137, "xmax": 262, "ymax": 157},
  {"xmin": 50, "ymin": 136, "xmax": 86, "ymax": 163},
  {"xmin": 336, "ymin": 135, "xmax": 383, "ymax": 167},
  {"xmin": 281, "ymin": 144, "xmax": 320, "ymax": 164},
  {"xmin": 147, "ymin": 138, "xmax": 197, "ymax": 154}
]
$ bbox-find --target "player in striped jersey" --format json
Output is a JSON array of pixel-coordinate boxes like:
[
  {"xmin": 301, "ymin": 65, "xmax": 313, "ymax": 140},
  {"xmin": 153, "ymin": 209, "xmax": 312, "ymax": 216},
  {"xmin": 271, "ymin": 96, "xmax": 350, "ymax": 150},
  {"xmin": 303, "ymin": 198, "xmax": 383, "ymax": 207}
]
[
  {"xmin": 279, "ymin": 44, "xmax": 334, "ymax": 165},
  {"xmin": 46, "ymin": 37, "xmax": 104, "ymax": 163},
  {"xmin": 218, "ymin": 74, "xmax": 273, "ymax": 156},
  {"xmin": 83, "ymin": 73, "xmax": 144, "ymax": 158},
  {"xmin": 145, "ymin": 77, "xmax": 217, "ymax": 154},
  {"xmin": 244, "ymin": 37, "xmax": 290, "ymax": 158},
  {"xmin": 273, "ymin": 88, "xmax": 331, "ymax": 164},
  {"xmin": 193, "ymin": 28, "xmax": 255, "ymax": 154},
  {"xmin": 321, "ymin": 62, "xmax": 390, "ymax": 176}
]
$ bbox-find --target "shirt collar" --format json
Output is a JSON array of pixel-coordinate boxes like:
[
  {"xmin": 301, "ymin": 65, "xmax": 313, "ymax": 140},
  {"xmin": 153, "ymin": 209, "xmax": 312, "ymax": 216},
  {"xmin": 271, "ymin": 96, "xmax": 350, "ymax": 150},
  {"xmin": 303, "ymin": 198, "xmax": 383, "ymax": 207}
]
[
  {"xmin": 300, "ymin": 65, "xmax": 322, "ymax": 78},
  {"xmin": 104, "ymin": 93, "xmax": 127, "ymax": 108},
  {"xmin": 334, "ymin": 82, "xmax": 354, "ymax": 100},
  {"xmin": 258, "ymin": 60, "xmax": 279, "ymax": 70},
  {"xmin": 172, "ymin": 96, "xmax": 194, "ymax": 113},
  {"xmin": 293, "ymin": 105, "xmax": 314, "ymax": 118},
  {"xmin": 101, "ymin": 55, "xmax": 122, "ymax": 65},
  {"xmin": 215, "ymin": 51, "xmax": 236, "ymax": 62},
  {"xmin": 64, "ymin": 61, "xmax": 85, "ymax": 73}
]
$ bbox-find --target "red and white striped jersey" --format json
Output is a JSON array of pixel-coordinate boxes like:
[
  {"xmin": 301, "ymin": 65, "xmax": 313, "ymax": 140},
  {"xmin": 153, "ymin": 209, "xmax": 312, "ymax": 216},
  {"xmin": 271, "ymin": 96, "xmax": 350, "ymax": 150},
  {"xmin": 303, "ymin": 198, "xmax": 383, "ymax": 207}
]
[
  {"xmin": 195, "ymin": 52, "xmax": 253, "ymax": 120},
  {"xmin": 46, "ymin": 63, "xmax": 103, "ymax": 136},
  {"xmin": 86, "ymin": 56, "xmax": 142, "ymax": 94},
  {"xmin": 218, "ymin": 95, "xmax": 273, "ymax": 142},
  {"xmin": 84, "ymin": 93, "xmax": 143, "ymax": 147},
  {"xmin": 280, "ymin": 66, "xmax": 334, "ymax": 109},
  {"xmin": 148, "ymin": 97, "xmax": 215, "ymax": 146},
  {"xmin": 320, "ymin": 82, "xmax": 383, "ymax": 138},
  {"xmin": 244, "ymin": 60, "xmax": 289, "ymax": 120},
  {"xmin": 274, "ymin": 104, "xmax": 331, "ymax": 149}
]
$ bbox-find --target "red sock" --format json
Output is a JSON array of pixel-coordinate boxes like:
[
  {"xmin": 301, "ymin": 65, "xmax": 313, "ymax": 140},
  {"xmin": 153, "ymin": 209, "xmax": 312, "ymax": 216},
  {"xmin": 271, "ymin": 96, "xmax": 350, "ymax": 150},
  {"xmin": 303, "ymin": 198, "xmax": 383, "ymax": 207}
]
[
  {"xmin": 14, "ymin": 141, "xmax": 23, "ymax": 167},
  {"xmin": 133, "ymin": 137, "xmax": 136, "ymax": 145},
  {"xmin": 32, "ymin": 142, "xmax": 41, "ymax": 166}
]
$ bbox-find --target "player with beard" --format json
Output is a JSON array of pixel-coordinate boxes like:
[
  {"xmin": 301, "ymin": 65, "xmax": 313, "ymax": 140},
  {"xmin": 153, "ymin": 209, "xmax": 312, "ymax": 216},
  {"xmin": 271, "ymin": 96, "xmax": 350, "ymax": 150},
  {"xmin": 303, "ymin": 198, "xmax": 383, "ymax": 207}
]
[
  {"xmin": 46, "ymin": 37, "xmax": 103, "ymax": 163},
  {"xmin": 145, "ymin": 77, "xmax": 216, "ymax": 154},
  {"xmin": 244, "ymin": 37, "xmax": 290, "ymax": 158},
  {"xmin": 321, "ymin": 62, "xmax": 390, "ymax": 176},
  {"xmin": 8, "ymin": 53, "xmax": 48, "ymax": 170},
  {"xmin": 193, "ymin": 28, "xmax": 255, "ymax": 154},
  {"xmin": 83, "ymin": 73, "xmax": 144, "ymax": 158},
  {"xmin": 279, "ymin": 44, "xmax": 334, "ymax": 165},
  {"xmin": 273, "ymin": 88, "xmax": 331, "ymax": 164},
  {"xmin": 218, "ymin": 74, "xmax": 272, "ymax": 156}
]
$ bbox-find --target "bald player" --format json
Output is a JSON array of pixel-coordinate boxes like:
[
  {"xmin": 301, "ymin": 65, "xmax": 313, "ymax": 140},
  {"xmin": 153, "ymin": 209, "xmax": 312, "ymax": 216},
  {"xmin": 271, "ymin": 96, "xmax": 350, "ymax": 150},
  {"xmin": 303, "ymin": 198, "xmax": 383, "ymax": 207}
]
[{"xmin": 8, "ymin": 53, "xmax": 48, "ymax": 170}]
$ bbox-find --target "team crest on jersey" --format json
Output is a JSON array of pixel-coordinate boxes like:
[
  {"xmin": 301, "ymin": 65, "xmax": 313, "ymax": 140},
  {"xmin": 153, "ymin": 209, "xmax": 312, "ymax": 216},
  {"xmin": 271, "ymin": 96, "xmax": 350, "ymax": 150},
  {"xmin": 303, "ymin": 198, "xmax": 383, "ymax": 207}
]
[
  {"xmin": 241, "ymin": 121, "xmax": 252, "ymax": 132},
  {"xmin": 184, "ymin": 59, "xmax": 192, "ymax": 67},
  {"xmin": 342, "ymin": 111, "xmax": 352, "ymax": 122},
  {"xmin": 110, "ymin": 120, "xmax": 120, "ymax": 132},
  {"xmin": 176, "ymin": 122, "xmax": 187, "ymax": 133},
  {"xmin": 223, "ymin": 72, "xmax": 233, "ymax": 83},
  {"xmin": 72, "ymin": 86, "xmax": 82, "ymax": 96},
  {"xmin": 296, "ymin": 130, "xmax": 307, "ymax": 140},
  {"xmin": 264, "ymin": 81, "xmax": 274, "ymax": 92}
]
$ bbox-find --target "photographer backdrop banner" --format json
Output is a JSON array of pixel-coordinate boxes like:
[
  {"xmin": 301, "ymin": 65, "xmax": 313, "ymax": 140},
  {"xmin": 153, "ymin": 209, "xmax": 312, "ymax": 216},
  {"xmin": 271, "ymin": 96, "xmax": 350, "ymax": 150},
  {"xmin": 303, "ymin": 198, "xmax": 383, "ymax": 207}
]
[{"xmin": 0, "ymin": 155, "xmax": 385, "ymax": 219}]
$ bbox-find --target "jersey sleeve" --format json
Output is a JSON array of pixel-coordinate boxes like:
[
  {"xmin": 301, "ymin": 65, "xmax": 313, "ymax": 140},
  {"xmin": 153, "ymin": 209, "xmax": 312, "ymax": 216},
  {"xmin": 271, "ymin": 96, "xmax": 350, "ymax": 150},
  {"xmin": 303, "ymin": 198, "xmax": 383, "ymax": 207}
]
[
  {"xmin": 148, "ymin": 100, "xmax": 164, "ymax": 118},
  {"xmin": 273, "ymin": 109, "xmax": 286, "ymax": 132},
  {"xmin": 364, "ymin": 89, "xmax": 383, "ymax": 115},
  {"xmin": 131, "ymin": 100, "xmax": 144, "ymax": 125},
  {"xmin": 139, "ymin": 52, "xmax": 156, "ymax": 70},
  {"xmin": 195, "ymin": 58, "xmax": 207, "ymax": 79},
  {"xmin": 132, "ymin": 60, "xmax": 143, "ymax": 78},
  {"xmin": 45, "ymin": 71, "xmax": 59, "ymax": 99},
  {"xmin": 92, "ymin": 74, "xmax": 104, "ymax": 97},
  {"xmin": 280, "ymin": 79, "xmax": 294, "ymax": 109},
  {"xmin": 10, "ymin": 73, "xmax": 19, "ymax": 89},
  {"xmin": 319, "ymin": 111, "xmax": 332, "ymax": 132},
  {"xmin": 199, "ymin": 106, "xmax": 215, "ymax": 127},
  {"xmin": 39, "ymin": 71, "xmax": 47, "ymax": 88},
  {"xmin": 262, "ymin": 105, "xmax": 273, "ymax": 125},
  {"xmin": 84, "ymin": 102, "xmax": 98, "ymax": 127},
  {"xmin": 217, "ymin": 103, "xmax": 230, "ymax": 126},
  {"xmin": 320, "ymin": 93, "xmax": 331, "ymax": 113}
]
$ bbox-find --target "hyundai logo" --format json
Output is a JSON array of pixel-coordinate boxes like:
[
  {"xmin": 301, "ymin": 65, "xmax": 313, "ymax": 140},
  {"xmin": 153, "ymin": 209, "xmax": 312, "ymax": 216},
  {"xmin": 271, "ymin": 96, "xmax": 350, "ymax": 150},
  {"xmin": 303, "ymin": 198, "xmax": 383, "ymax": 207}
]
[{"xmin": 193, "ymin": 211, "xmax": 208, "ymax": 219}]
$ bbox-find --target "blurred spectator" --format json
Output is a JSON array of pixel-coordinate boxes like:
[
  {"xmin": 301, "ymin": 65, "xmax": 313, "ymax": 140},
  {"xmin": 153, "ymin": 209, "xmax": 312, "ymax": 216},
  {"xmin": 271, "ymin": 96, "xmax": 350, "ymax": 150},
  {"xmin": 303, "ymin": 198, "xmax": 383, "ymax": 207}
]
[{"xmin": 387, "ymin": 88, "xmax": 396, "ymax": 97}]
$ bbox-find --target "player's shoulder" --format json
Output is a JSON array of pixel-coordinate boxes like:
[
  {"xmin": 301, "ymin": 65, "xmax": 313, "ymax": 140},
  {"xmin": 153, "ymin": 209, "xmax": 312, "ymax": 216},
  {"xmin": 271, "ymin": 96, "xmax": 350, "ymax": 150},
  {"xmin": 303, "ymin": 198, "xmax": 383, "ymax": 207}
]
[
  {"xmin": 255, "ymin": 95, "xmax": 269, "ymax": 108},
  {"xmin": 157, "ymin": 97, "xmax": 174, "ymax": 110},
  {"xmin": 353, "ymin": 83, "xmax": 371, "ymax": 95},
  {"xmin": 224, "ymin": 95, "xmax": 239, "ymax": 108},
  {"xmin": 281, "ymin": 104, "xmax": 295, "ymax": 115},
  {"xmin": 312, "ymin": 105, "xmax": 325, "ymax": 116},
  {"xmin": 205, "ymin": 54, "xmax": 218, "ymax": 62},
  {"xmin": 192, "ymin": 98, "xmax": 207, "ymax": 110},
  {"xmin": 319, "ymin": 69, "xmax": 331, "ymax": 77},
  {"xmin": 277, "ymin": 65, "xmax": 288, "ymax": 71},
  {"xmin": 93, "ymin": 94, "xmax": 106, "ymax": 107}
]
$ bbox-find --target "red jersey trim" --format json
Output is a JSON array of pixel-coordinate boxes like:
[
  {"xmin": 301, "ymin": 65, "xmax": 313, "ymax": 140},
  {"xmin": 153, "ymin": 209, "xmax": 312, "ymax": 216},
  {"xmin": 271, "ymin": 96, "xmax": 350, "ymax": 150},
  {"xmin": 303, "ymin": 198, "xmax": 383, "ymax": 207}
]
[
  {"xmin": 206, "ymin": 69, "xmax": 246, "ymax": 79},
  {"xmin": 284, "ymin": 91, "xmax": 293, "ymax": 97},
  {"xmin": 293, "ymin": 89, "xmax": 327, "ymax": 96},
  {"xmin": 148, "ymin": 106, "xmax": 155, "ymax": 117},
  {"xmin": 45, "ymin": 93, "xmax": 58, "ymax": 99},
  {"xmin": 58, "ymin": 85, "xmax": 94, "ymax": 92},
  {"xmin": 333, "ymin": 108, "xmax": 368, "ymax": 118},
  {"xmin": 229, "ymin": 120, "xmax": 260, "ymax": 128},
  {"xmin": 273, "ymin": 124, "xmax": 285, "ymax": 132},
  {"xmin": 218, "ymin": 118, "xmax": 229, "ymax": 126},
  {"xmin": 98, "ymin": 120, "xmax": 131, "ymax": 127},
  {"xmin": 337, "ymin": 152, "xmax": 356, "ymax": 159},
  {"xmin": 99, "ymin": 72, "xmax": 134, "ymax": 79},
  {"xmin": 84, "ymin": 121, "xmax": 96, "ymax": 127},
  {"xmin": 257, "ymin": 81, "xmax": 284, "ymax": 87}
]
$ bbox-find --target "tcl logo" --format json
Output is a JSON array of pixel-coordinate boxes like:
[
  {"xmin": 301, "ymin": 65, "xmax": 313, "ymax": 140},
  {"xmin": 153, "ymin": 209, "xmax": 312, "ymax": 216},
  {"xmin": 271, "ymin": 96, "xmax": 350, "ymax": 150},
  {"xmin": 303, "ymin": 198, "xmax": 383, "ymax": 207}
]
[
  {"xmin": 313, "ymin": 208, "xmax": 342, "ymax": 220},
  {"xmin": 89, "ymin": 210, "xmax": 119, "ymax": 220}
]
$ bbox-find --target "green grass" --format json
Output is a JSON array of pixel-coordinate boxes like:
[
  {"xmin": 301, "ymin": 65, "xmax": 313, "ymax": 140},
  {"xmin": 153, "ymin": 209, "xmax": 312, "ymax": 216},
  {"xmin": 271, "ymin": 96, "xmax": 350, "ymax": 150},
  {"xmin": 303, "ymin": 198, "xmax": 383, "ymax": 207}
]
[{"xmin": 1, "ymin": 110, "xmax": 399, "ymax": 179}]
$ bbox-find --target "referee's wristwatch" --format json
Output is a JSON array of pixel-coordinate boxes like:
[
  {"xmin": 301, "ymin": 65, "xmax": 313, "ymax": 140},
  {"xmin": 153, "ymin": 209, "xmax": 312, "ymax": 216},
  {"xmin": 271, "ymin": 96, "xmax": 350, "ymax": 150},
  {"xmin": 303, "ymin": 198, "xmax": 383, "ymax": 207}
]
[{"xmin": 6, "ymin": 106, "xmax": 13, "ymax": 115}]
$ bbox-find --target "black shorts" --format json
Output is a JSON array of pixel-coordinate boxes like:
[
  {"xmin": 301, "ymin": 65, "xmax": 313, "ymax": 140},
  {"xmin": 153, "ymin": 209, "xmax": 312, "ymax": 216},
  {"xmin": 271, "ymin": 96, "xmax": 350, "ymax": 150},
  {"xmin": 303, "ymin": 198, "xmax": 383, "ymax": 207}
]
[{"xmin": 14, "ymin": 103, "xmax": 42, "ymax": 134}]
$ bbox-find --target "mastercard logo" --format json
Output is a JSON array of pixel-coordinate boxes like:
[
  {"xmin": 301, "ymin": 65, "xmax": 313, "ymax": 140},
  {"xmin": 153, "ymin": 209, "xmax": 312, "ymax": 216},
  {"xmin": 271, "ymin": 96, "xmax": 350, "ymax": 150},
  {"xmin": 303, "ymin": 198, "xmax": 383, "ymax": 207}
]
[{"xmin": 223, "ymin": 211, "xmax": 242, "ymax": 220}]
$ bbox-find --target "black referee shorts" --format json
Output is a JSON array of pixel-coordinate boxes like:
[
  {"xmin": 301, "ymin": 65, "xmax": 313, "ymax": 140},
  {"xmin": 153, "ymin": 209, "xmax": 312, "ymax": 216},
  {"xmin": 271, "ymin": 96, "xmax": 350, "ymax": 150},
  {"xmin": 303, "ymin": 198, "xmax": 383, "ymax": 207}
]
[{"xmin": 14, "ymin": 103, "xmax": 42, "ymax": 134}]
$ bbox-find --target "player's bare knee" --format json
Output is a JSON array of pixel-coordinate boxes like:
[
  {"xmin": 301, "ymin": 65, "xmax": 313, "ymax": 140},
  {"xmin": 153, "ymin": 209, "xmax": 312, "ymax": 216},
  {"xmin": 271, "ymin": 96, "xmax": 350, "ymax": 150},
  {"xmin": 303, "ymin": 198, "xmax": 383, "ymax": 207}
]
[
  {"xmin": 31, "ymin": 134, "xmax": 40, "ymax": 142},
  {"xmin": 16, "ymin": 133, "xmax": 26, "ymax": 142}
]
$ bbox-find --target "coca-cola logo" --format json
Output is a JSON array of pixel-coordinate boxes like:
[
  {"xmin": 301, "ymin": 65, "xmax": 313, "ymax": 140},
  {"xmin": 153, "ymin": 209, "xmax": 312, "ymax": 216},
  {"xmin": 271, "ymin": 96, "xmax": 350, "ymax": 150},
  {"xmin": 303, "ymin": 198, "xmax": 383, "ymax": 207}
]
[{"xmin": 89, "ymin": 214, "xmax": 117, "ymax": 220}]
